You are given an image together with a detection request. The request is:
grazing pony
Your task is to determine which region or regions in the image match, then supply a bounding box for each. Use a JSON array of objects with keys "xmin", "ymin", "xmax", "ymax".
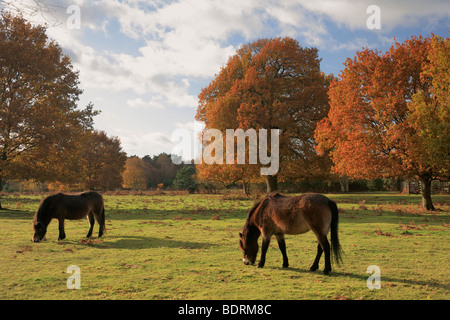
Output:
[
  {"xmin": 239, "ymin": 192, "xmax": 342, "ymax": 275},
  {"xmin": 33, "ymin": 191, "xmax": 105, "ymax": 242}
]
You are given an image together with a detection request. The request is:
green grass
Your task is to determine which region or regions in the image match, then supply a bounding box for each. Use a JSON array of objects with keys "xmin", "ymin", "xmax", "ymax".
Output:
[{"xmin": 0, "ymin": 192, "xmax": 449, "ymax": 300}]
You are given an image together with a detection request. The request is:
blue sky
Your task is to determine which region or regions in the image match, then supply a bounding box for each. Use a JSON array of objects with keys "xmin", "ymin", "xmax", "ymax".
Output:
[{"xmin": 6, "ymin": 0, "xmax": 450, "ymax": 157}]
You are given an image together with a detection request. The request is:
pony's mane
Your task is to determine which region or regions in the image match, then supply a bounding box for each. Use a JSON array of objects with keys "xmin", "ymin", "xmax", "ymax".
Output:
[
  {"xmin": 247, "ymin": 192, "xmax": 286, "ymax": 218},
  {"xmin": 246, "ymin": 198, "xmax": 264, "ymax": 220},
  {"xmin": 34, "ymin": 194, "xmax": 59, "ymax": 224}
]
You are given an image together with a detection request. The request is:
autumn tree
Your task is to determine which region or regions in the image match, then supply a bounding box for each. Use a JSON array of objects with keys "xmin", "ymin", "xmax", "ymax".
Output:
[
  {"xmin": 315, "ymin": 35, "xmax": 449, "ymax": 210},
  {"xmin": 196, "ymin": 160, "xmax": 259, "ymax": 195},
  {"xmin": 0, "ymin": 13, "xmax": 96, "ymax": 207},
  {"xmin": 143, "ymin": 153, "xmax": 180, "ymax": 188},
  {"xmin": 37, "ymin": 130, "xmax": 126, "ymax": 191},
  {"xmin": 122, "ymin": 156, "xmax": 152, "ymax": 190},
  {"xmin": 196, "ymin": 37, "xmax": 331, "ymax": 193},
  {"xmin": 77, "ymin": 130, "xmax": 127, "ymax": 190},
  {"xmin": 195, "ymin": 132, "xmax": 260, "ymax": 194}
]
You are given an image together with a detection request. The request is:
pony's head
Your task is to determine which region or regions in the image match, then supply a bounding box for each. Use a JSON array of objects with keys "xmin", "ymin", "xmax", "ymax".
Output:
[
  {"xmin": 239, "ymin": 226, "xmax": 259, "ymax": 265},
  {"xmin": 32, "ymin": 218, "xmax": 47, "ymax": 242},
  {"xmin": 32, "ymin": 196, "xmax": 54, "ymax": 242}
]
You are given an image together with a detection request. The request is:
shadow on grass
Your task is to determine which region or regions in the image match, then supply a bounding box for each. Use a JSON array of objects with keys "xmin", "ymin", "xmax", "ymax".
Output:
[
  {"xmin": 67, "ymin": 235, "xmax": 215, "ymax": 250},
  {"xmin": 0, "ymin": 208, "xmax": 247, "ymax": 221},
  {"xmin": 268, "ymin": 266, "xmax": 450, "ymax": 291},
  {"xmin": 0, "ymin": 209, "xmax": 33, "ymax": 219}
]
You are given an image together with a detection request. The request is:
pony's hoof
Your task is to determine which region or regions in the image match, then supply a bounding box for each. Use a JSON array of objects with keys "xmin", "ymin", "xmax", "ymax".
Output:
[
  {"xmin": 323, "ymin": 269, "xmax": 331, "ymax": 275},
  {"xmin": 257, "ymin": 263, "xmax": 265, "ymax": 268},
  {"xmin": 309, "ymin": 266, "xmax": 318, "ymax": 272},
  {"xmin": 282, "ymin": 263, "xmax": 289, "ymax": 268}
]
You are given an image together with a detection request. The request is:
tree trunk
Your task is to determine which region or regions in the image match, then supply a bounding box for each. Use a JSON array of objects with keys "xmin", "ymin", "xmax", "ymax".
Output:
[
  {"xmin": 265, "ymin": 175, "xmax": 278, "ymax": 193},
  {"xmin": 339, "ymin": 176, "xmax": 349, "ymax": 192},
  {"xmin": 419, "ymin": 175, "xmax": 435, "ymax": 211},
  {"xmin": 0, "ymin": 176, "xmax": 3, "ymax": 210},
  {"xmin": 242, "ymin": 181, "xmax": 250, "ymax": 196}
]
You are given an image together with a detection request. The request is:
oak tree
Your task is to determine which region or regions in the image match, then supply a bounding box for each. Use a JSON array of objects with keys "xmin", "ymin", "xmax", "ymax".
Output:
[
  {"xmin": 0, "ymin": 13, "xmax": 96, "ymax": 207},
  {"xmin": 77, "ymin": 130, "xmax": 127, "ymax": 190},
  {"xmin": 315, "ymin": 35, "xmax": 449, "ymax": 210},
  {"xmin": 196, "ymin": 37, "xmax": 331, "ymax": 193}
]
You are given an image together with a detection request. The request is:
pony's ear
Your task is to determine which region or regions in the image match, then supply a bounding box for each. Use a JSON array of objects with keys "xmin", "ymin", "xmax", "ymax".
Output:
[{"xmin": 239, "ymin": 232, "xmax": 243, "ymax": 238}]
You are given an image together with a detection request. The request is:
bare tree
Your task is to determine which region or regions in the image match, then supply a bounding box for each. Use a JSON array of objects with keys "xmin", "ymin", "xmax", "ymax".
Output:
[{"xmin": 1, "ymin": 0, "xmax": 61, "ymax": 26}]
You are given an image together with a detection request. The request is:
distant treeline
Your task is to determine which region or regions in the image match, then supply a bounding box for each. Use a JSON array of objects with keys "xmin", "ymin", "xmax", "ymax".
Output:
[
  {"xmin": 2, "ymin": 153, "xmax": 405, "ymax": 194},
  {"xmin": 122, "ymin": 153, "xmax": 195, "ymax": 191}
]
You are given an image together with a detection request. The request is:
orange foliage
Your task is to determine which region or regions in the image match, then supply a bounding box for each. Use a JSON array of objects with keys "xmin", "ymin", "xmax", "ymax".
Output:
[
  {"xmin": 122, "ymin": 157, "xmax": 152, "ymax": 190},
  {"xmin": 0, "ymin": 13, "xmax": 98, "ymax": 189},
  {"xmin": 315, "ymin": 35, "xmax": 449, "ymax": 180},
  {"xmin": 315, "ymin": 34, "xmax": 449, "ymax": 209},
  {"xmin": 196, "ymin": 37, "xmax": 332, "ymax": 186}
]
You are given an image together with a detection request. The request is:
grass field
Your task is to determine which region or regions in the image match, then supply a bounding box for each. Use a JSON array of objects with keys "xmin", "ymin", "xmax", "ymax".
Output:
[{"xmin": 0, "ymin": 191, "xmax": 449, "ymax": 300}]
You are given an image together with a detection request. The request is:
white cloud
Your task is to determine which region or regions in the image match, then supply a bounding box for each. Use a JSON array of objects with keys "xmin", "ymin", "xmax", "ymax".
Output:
[
  {"xmin": 13, "ymin": 0, "xmax": 448, "ymax": 106},
  {"xmin": 126, "ymin": 97, "xmax": 165, "ymax": 109},
  {"xmin": 265, "ymin": 1, "xmax": 329, "ymax": 46},
  {"xmin": 114, "ymin": 120, "xmax": 206, "ymax": 158},
  {"xmin": 330, "ymin": 37, "xmax": 373, "ymax": 52},
  {"xmin": 5, "ymin": 0, "xmax": 448, "ymax": 158},
  {"xmin": 116, "ymin": 129, "xmax": 174, "ymax": 157},
  {"xmin": 298, "ymin": 0, "xmax": 450, "ymax": 31}
]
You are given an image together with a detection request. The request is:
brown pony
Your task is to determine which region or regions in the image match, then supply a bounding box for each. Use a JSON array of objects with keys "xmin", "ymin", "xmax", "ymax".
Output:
[
  {"xmin": 33, "ymin": 191, "xmax": 105, "ymax": 242},
  {"xmin": 239, "ymin": 192, "xmax": 342, "ymax": 275}
]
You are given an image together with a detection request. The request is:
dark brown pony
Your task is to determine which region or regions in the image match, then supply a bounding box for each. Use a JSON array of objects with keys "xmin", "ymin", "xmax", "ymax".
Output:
[
  {"xmin": 239, "ymin": 192, "xmax": 342, "ymax": 275},
  {"xmin": 33, "ymin": 191, "xmax": 105, "ymax": 242}
]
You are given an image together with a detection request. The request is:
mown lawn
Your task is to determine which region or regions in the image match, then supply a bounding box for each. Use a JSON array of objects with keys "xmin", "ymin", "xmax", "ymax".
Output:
[{"xmin": 0, "ymin": 192, "xmax": 448, "ymax": 300}]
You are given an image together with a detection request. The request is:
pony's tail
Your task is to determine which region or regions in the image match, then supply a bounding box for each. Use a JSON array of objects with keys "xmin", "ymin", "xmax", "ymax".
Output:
[{"xmin": 329, "ymin": 200, "xmax": 343, "ymax": 266}]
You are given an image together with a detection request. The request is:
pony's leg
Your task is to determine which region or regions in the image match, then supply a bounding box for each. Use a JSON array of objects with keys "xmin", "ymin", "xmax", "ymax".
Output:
[
  {"xmin": 86, "ymin": 212, "xmax": 95, "ymax": 238},
  {"xmin": 97, "ymin": 208, "xmax": 105, "ymax": 238},
  {"xmin": 309, "ymin": 243, "xmax": 323, "ymax": 272},
  {"xmin": 316, "ymin": 235, "xmax": 331, "ymax": 275},
  {"xmin": 257, "ymin": 236, "xmax": 271, "ymax": 268},
  {"xmin": 58, "ymin": 219, "xmax": 66, "ymax": 240},
  {"xmin": 97, "ymin": 221, "xmax": 104, "ymax": 238},
  {"xmin": 275, "ymin": 234, "xmax": 289, "ymax": 268}
]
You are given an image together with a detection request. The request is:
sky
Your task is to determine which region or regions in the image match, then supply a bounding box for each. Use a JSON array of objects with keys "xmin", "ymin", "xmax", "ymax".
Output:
[{"xmin": 3, "ymin": 0, "xmax": 450, "ymax": 158}]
